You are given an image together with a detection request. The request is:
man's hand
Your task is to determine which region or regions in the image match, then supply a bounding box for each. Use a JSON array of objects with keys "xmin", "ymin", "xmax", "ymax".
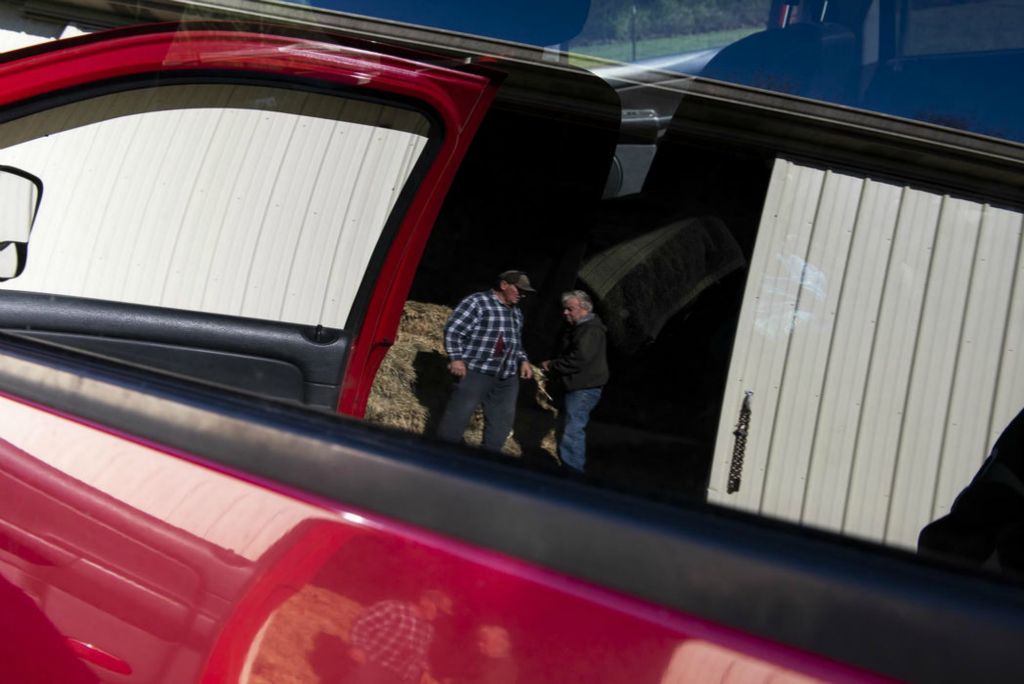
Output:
[
  {"xmin": 540, "ymin": 360, "xmax": 551, "ymax": 371},
  {"xmin": 520, "ymin": 360, "xmax": 533, "ymax": 380},
  {"xmin": 448, "ymin": 359, "xmax": 467, "ymax": 377}
]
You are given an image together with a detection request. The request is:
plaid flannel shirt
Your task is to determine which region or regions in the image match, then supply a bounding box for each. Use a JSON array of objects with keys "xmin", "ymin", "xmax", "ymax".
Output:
[
  {"xmin": 350, "ymin": 600, "xmax": 433, "ymax": 682},
  {"xmin": 444, "ymin": 290, "xmax": 527, "ymax": 379}
]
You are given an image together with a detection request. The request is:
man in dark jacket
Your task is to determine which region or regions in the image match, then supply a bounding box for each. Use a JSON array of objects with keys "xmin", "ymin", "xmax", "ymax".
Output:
[{"xmin": 542, "ymin": 290, "xmax": 609, "ymax": 472}]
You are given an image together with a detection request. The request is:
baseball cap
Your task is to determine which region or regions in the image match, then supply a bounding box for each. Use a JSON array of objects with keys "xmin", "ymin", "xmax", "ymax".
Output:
[{"xmin": 499, "ymin": 270, "xmax": 535, "ymax": 292}]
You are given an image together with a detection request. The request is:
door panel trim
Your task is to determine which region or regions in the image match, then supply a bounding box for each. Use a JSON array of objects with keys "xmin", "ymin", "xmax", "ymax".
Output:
[{"xmin": 0, "ymin": 292, "xmax": 348, "ymax": 407}]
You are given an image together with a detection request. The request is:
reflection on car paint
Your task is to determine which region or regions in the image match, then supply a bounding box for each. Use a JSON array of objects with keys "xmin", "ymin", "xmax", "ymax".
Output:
[{"xmin": 0, "ymin": 393, "xmax": 881, "ymax": 683}]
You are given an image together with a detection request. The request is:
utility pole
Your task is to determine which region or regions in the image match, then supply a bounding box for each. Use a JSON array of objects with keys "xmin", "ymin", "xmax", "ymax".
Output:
[{"xmin": 630, "ymin": 3, "xmax": 637, "ymax": 61}]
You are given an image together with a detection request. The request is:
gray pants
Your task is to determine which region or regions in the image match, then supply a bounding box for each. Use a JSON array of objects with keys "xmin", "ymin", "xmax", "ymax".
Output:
[{"xmin": 436, "ymin": 369, "xmax": 519, "ymax": 451}]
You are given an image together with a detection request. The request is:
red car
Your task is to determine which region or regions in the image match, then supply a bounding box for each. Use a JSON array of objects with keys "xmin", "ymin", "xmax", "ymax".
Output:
[{"xmin": 0, "ymin": 0, "xmax": 1022, "ymax": 681}]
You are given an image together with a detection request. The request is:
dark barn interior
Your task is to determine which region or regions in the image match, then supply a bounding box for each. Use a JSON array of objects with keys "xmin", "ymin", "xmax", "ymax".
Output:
[{"xmin": 405, "ymin": 64, "xmax": 776, "ymax": 503}]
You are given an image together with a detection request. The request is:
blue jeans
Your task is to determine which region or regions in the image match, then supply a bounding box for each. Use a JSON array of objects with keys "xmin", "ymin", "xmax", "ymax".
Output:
[
  {"xmin": 437, "ymin": 369, "xmax": 519, "ymax": 451},
  {"xmin": 557, "ymin": 387, "xmax": 602, "ymax": 472}
]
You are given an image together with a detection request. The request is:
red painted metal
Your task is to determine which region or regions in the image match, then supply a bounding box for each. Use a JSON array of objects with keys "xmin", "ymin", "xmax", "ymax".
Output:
[
  {"xmin": 333, "ymin": 59, "xmax": 500, "ymax": 418},
  {"xmin": 66, "ymin": 640, "xmax": 133, "ymax": 676},
  {"xmin": 0, "ymin": 27, "xmax": 490, "ymax": 126}
]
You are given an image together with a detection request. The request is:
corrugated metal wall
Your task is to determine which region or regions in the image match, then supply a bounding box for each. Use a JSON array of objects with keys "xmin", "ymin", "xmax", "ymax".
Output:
[
  {"xmin": 0, "ymin": 84, "xmax": 429, "ymax": 329},
  {"xmin": 708, "ymin": 158, "xmax": 1024, "ymax": 549},
  {"xmin": 0, "ymin": 14, "xmax": 55, "ymax": 53},
  {"xmin": 0, "ymin": 7, "xmax": 86, "ymax": 54}
]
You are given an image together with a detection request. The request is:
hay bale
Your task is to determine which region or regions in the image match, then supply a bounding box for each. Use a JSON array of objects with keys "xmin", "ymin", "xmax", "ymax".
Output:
[
  {"xmin": 247, "ymin": 586, "xmax": 363, "ymax": 684},
  {"xmin": 365, "ymin": 302, "xmax": 448, "ymax": 435},
  {"xmin": 367, "ymin": 301, "xmax": 557, "ymax": 460}
]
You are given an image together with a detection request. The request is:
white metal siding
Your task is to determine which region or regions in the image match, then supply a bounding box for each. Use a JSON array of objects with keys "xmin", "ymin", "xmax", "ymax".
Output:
[
  {"xmin": 0, "ymin": 84, "xmax": 429, "ymax": 329},
  {"xmin": 0, "ymin": 7, "xmax": 82, "ymax": 54},
  {"xmin": 709, "ymin": 158, "xmax": 1024, "ymax": 549}
]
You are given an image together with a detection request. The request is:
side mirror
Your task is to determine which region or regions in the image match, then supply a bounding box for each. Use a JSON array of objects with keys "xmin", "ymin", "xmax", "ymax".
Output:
[{"xmin": 0, "ymin": 167, "xmax": 42, "ymax": 281}]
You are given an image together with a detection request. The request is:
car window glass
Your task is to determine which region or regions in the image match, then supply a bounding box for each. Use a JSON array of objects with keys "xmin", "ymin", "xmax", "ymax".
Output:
[
  {"xmin": 367, "ymin": 69, "xmax": 1024, "ymax": 584},
  {"xmin": 572, "ymin": 0, "xmax": 1024, "ymax": 144},
  {"xmin": 903, "ymin": 0, "xmax": 1024, "ymax": 56},
  {"xmin": 3, "ymin": 7, "xmax": 1024, "ymax": 589},
  {"xmin": 571, "ymin": 0, "xmax": 764, "ymax": 65}
]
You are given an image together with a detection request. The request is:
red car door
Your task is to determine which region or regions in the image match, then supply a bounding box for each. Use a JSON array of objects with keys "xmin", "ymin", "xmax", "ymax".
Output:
[
  {"xmin": 0, "ymin": 23, "xmax": 496, "ymax": 416},
  {"xmin": 0, "ymin": 23, "xmax": 497, "ymax": 682}
]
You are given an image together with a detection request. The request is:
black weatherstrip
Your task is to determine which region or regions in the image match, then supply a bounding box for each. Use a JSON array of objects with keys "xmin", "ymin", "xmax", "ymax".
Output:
[
  {"xmin": 0, "ymin": 336, "xmax": 1022, "ymax": 682},
  {"xmin": 0, "ymin": 292, "xmax": 349, "ymax": 407}
]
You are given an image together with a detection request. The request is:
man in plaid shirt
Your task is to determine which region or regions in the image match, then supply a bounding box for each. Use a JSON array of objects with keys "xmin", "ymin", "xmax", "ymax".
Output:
[
  {"xmin": 348, "ymin": 590, "xmax": 451, "ymax": 683},
  {"xmin": 436, "ymin": 270, "xmax": 535, "ymax": 451}
]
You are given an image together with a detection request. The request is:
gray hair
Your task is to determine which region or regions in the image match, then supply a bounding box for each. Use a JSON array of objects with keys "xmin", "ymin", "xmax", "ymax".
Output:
[{"xmin": 561, "ymin": 290, "xmax": 593, "ymax": 311}]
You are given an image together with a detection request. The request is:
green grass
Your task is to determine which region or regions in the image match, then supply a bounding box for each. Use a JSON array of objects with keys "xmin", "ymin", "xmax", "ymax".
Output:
[{"xmin": 568, "ymin": 26, "xmax": 760, "ymax": 66}]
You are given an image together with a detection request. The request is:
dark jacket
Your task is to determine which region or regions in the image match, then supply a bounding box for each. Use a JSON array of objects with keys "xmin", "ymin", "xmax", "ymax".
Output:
[
  {"xmin": 550, "ymin": 315, "xmax": 609, "ymax": 391},
  {"xmin": 919, "ymin": 405, "xmax": 1024, "ymax": 578}
]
